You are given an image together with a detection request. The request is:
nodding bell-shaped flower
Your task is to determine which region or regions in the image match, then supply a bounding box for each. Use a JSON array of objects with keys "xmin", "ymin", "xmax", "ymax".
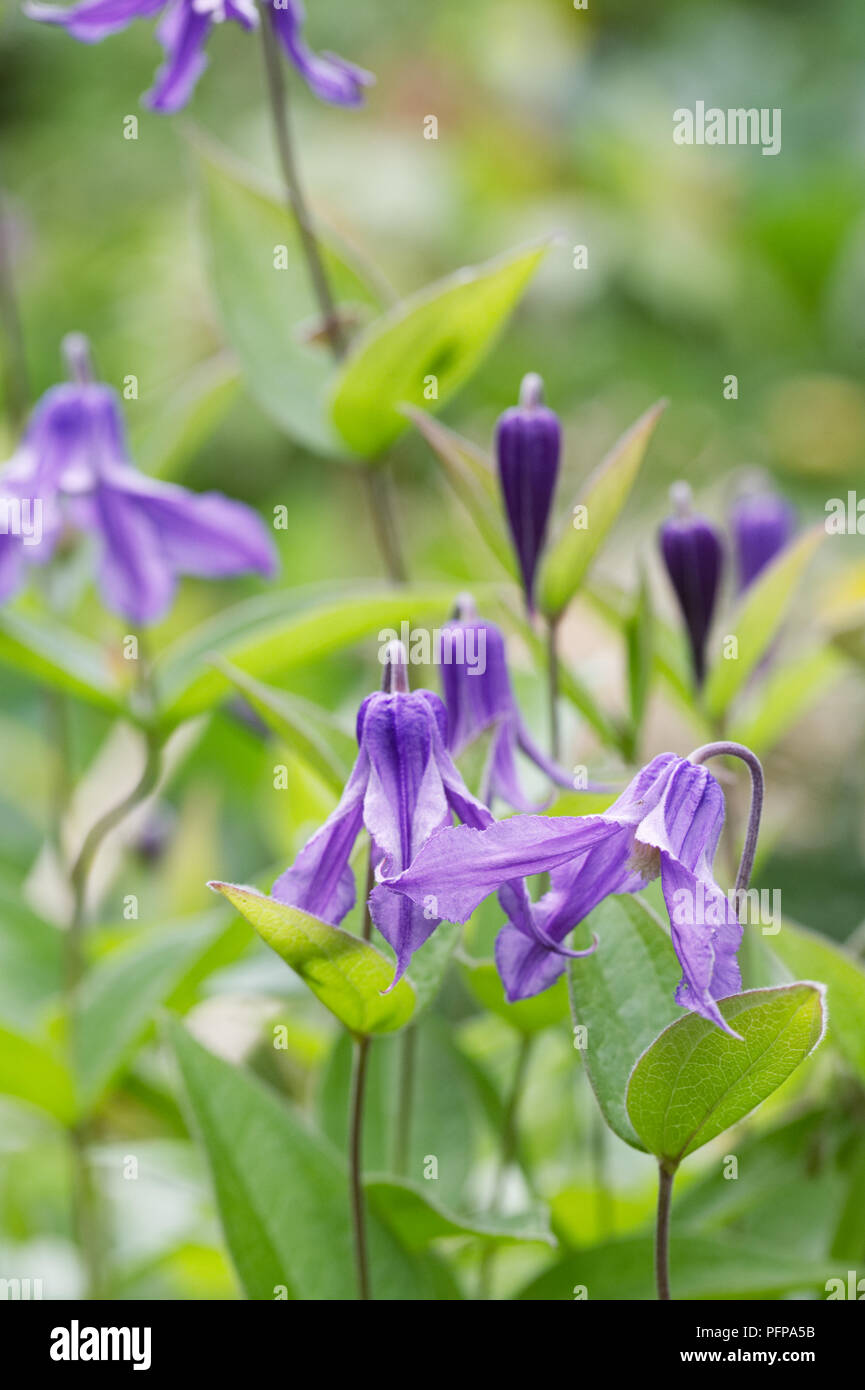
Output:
[
  {"xmin": 439, "ymin": 595, "xmax": 574, "ymax": 811},
  {"xmin": 730, "ymin": 481, "xmax": 795, "ymax": 592},
  {"xmin": 25, "ymin": 0, "xmax": 374, "ymax": 114},
  {"xmin": 258, "ymin": 642, "xmax": 594, "ymax": 987},
  {"xmin": 495, "ymin": 373, "xmax": 560, "ymax": 612},
  {"xmin": 659, "ymin": 482, "xmax": 724, "ymax": 688},
  {"xmin": 383, "ymin": 751, "xmax": 746, "ymax": 1033},
  {"xmin": 0, "ymin": 334, "xmax": 277, "ymax": 624}
]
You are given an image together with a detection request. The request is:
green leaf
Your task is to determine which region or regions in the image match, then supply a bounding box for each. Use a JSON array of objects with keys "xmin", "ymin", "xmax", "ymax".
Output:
[
  {"xmin": 626, "ymin": 984, "xmax": 826, "ymax": 1165},
  {"xmin": 770, "ymin": 919, "xmax": 865, "ymax": 1086},
  {"xmin": 75, "ymin": 912, "xmax": 235, "ymax": 1110},
  {"xmin": 624, "ymin": 563, "xmax": 653, "ymax": 757},
  {"xmin": 365, "ymin": 1176, "xmax": 553, "ymax": 1250},
  {"xmin": 538, "ymin": 400, "xmax": 666, "ymax": 619},
  {"xmin": 192, "ymin": 132, "xmax": 382, "ymax": 456},
  {"xmin": 0, "ymin": 611, "xmax": 123, "ymax": 715},
  {"xmin": 567, "ymin": 895, "xmax": 682, "ymax": 1148},
  {"xmin": 210, "ymin": 882, "xmax": 415, "ymax": 1035},
  {"xmin": 130, "ymin": 353, "xmax": 241, "ymax": 480},
  {"xmin": 405, "ymin": 409, "xmax": 516, "ymax": 577},
  {"xmin": 730, "ymin": 647, "xmax": 843, "ymax": 758},
  {"xmin": 156, "ymin": 583, "xmax": 458, "ymax": 724},
  {"xmin": 0, "ymin": 1023, "xmax": 76, "ymax": 1124},
  {"xmin": 703, "ymin": 527, "xmax": 824, "ymax": 721},
  {"xmin": 517, "ymin": 1232, "xmax": 835, "ymax": 1301},
  {"xmin": 169, "ymin": 1019, "xmax": 441, "ymax": 1299},
  {"xmin": 0, "ymin": 882, "xmax": 63, "ymax": 1029},
  {"xmin": 461, "ymin": 956, "xmax": 569, "ymax": 1036},
  {"xmin": 213, "ymin": 657, "xmax": 355, "ymax": 795},
  {"xmin": 330, "ymin": 243, "xmax": 548, "ymax": 458},
  {"xmin": 406, "ymin": 920, "xmax": 462, "ymax": 1015}
]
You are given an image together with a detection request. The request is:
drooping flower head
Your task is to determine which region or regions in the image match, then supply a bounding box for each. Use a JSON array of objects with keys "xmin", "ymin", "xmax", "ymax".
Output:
[
  {"xmin": 384, "ymin": 750, "xmax": 746, "ymax": 1034},
  {"xmin": 0, "ymin": 333, "xmax": 276, "ymax": 623},
  {"xmin": 439, "ymin": 594, "xmax": 574, "ymax": 811},
  {"xmin": 261, "ymin": 641, "xmax": 594, "ymax": 987},
  {"xmin": 25, "ymin": 0, "xmax": 374, "ymax": 113},
  {"xmin": 659, "ymin": 481, "xmax": 724, "ymax": 688},
  {"xmin": 730, "ymin": 480, "xmax": 795, "ymax": 591},
  {"xmin": 495, "ymin": 373, "xmax": 560, "ymax": 613}
]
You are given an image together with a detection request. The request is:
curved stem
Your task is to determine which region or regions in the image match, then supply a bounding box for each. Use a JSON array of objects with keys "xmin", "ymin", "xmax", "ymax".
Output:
[
  {"xmin": 349, "ymin": 1034, "xmax": 372, "ymax": 1300},
  {"xmin": 655, "ymin": 1162, "xmax": 676, "ymax": 1300},
  {"xmin": 258, "ymin": 11, "xmax": 346, "ymax": 360},
  {"xmin": 687, "ymin": 740, "xmax": 764, "ymax": 892}
]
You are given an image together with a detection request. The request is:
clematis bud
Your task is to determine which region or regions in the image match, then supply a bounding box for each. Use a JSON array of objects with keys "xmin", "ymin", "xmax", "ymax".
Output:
[
  {"xmin": 730, "ymin": 482, "xmax": 795, "ymax": 591},
  {"xmin": 659, "ymin": 482, "xmax": 724, "ymax": 688},
  {"xmin": 495, "ymin": 373, "xmax": 560, "ymax": 612}
]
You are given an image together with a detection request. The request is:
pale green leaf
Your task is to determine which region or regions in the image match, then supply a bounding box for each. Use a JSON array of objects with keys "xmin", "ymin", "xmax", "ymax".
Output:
[
  {"xmin": 210, "ymin": 882, "xmax": 414, "ymax": 1035},
  {"xmin": 770, "ymin": 919, "xmax": 865, "ymax": 1086},
  {"xmin": 365, "ymin": 1176, "xmax": 553, "ymax": 1249},
  {"xmin": 0, "ymin": 1023, "xmax": 76, "ymax": 1124},
  {"xmin": 461, "ymin": 956, "xmax": 569, "ymax": 1036},
  {"xmin": 0, "ymin": 611, "xmax": 124, "ymax": 715}
]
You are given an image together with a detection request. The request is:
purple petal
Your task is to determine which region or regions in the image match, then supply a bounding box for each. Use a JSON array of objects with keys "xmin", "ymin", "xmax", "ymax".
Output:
[
  {"xmin": 494, "ymin": 924, "xmax": 598, "ymax": 1002},
  {"xmin": 730, "ymin": 489, "xmax": 795, "ymax": 591},
  {"xmin": 145, "ymin": 1, "xmax": 212, "ymax": 112},
  {"xmin": 661, "ymin": 853, "xmax": 743, "ymax": 1037},
  {"xmin": 101, "ymin": 465, "xmax": 277, "ymax": 580},
  {"xmin": 369, "ymin": 884, "xmax": 440, "ymax": 987},
  {"xmin": 635, "ymin": 757, "xmax": 725, "ymax": 872},
  {"xmin": 659, "ymin": 510, "xmax": 724, "ymax": 686},
  {"xmin": 266, "ymin": 0, "xmax": 374, "ymax": 107},
  {"xmin": 88, "ymin": 480, "xmax": 177, "ymax": 623},
  {"xmin": 271, "ymin": 750, "xmax": 369, "ymax": 925},
  {"xmin": 361, "ymin": 692, "xmax": 451, "ymax": 878},
  {"xmin": 495, "ymin": 394, "xmax": 560, "ymax": 611},
  {"xmin": 24, "ymin": 0, "xmax": 163, "ymax": 43}
]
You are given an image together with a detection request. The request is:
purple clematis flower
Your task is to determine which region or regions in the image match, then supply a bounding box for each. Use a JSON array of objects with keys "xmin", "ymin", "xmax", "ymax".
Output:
[
  {"xmin": 659, "ymin": 482, "xmax": 724, "ymax": 688},
  {"xmin": 262, "ymin": 642, "xmax": 595, "ymax": 987},
  {"xmin": 25, "ymin": 0, "xmax": 374, "ymax": 113},
  {"xmin": 0, "ymin": 334, "xmax": 276, "ymax": 624},
  {"xmin": 383, "ymin": 751, "xmax": 744, "ymax": 1034},
  {"xmin": 496, "ymin": 373, "xmax": 560, "ymax": 613},
  {"xmin": 730, "ymin": 484, "xmax": 795, "ymax": 591},
  {"xmin": 439, "ymin": 595, "xmax": 574, "ymax": 812}
]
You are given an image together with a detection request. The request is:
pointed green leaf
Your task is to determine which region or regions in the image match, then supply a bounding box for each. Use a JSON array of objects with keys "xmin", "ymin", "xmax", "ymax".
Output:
[
  {"xmin": 538, "ymin": 400, "xmax": 666, "ymax": 618},
  {"xmin": 193, "ymin": 133, "xmax": 382, "ymax": 456},
  {"xmin": 330, "ymin": 243, "xmax": 548, "ymax": 458},
  {"xmin": 169, "ymin": 1020, "xmax": 441, "ymax": 1299},
  {"xmin": 210, "ymin": 882, "xmax": 414, "ymax": 1035},
  {"xmin": 567, "ymin": 895, "xmax": 682, "ymax": 1148},
  {"xmin": 626, "ymin": 984, "xmax": 826, "ymax": 1165},
  {"xmin": 703, "ymin": 527, "xmax": 824, "ymax": 720},
  {"xmin": 0, "ymin": 1023, "xmax": 76, "ymax": 1124},
  {"xmin": 131, "ymin": 353, "xmax": 241, "ymax": 480},
  {"xmin": 365, "ymin": 1176, "xmax": 553, "ymax": 1249},
  {"xmin": 770, "ymin": 919, "xmax": 865, "ymax": 1086},
  {"xmin": 156, "ymin": 583, "xmax": 459, "ymax": 724},
  {"xmin": 405, "ymin": 409, "xmax": 516, "ymax": 577},
  {"xmin": 730, "ymin": 647, "xmax": 843, "ymax": 758},
  {"xmin": 0, "ymin": 611, "xmax": 123, "ymax": 714}
]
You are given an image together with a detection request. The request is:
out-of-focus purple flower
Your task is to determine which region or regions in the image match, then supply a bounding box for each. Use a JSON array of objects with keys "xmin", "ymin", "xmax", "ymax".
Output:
[
  {"xmin": 384, "ymin": 751, "xmax": 743, "ymax": 1033},
  {"xmin": 255, "ymin": 643, "xmax": 594, "ymax": 987},
  {"xmin": 439, "ymin": 595, "xmax": 573, "ymax": 811},
  {"xmin": 25, "ymin": 0, "xmax": 374, "ymax": 113},
  {"xmin": 0, "ymin": 334, "xmax": 276, "ymax": 624},
  {"xmin": 495, "ymin": 373, "xmax": 560, "ymax": 612},
  {"xmin": 659, "ymin": 482, "xmax": 724, "ymax": 687},
  {"xmin": 730, "ymin": 484, "xmax": 795, "ymax": 591}
]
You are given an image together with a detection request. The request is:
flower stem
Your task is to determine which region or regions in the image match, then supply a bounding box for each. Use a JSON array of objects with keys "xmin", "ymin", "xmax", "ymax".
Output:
[
  {"xmin": 258, "ymin": 12, "xmax": 346, "ymax": 361},
  {"xmin": 478, "ymin": 1033, "xmax": 533, "ymax": 1299},
  {"xmin": 349, "ymin": 1033, "xmax": 372, "ymax": 1300},
  {"xmin": 547, "ymin": 617, "xmax": 561, "ymax": 761},
  {"xmin": 687, "ymin": 740, "xmax": 764, "ymax": 894},
  {"xmin": 655, "ymin": 1162, "xmax": 676, "ymax": 1300},
  {"xmin": 365, "ymin": 467, "xmax": 407, "ymax": 583},
  {"xmin": 393, "ymin": 1024, "xmax": 416, "ymax": 1176},
  {"xmin": 0, "ymin": 176, "xmax": 29, "ymax": 432}
]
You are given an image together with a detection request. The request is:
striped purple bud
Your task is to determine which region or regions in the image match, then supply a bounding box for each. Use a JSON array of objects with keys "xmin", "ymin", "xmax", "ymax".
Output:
[
  {"xmin": 495, "ymin": 373, "xmax": 560, "ymax": 612},
  {"xmin": 730, "ymin": 484, "xmax": 795, "ymax": 591},
  {"xmin": 659, "ymin": 482, "xmax": 724, "ymax": 687}
]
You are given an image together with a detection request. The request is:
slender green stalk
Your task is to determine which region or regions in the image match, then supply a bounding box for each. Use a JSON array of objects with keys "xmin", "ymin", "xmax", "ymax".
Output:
[
  {"xmin": 478, "ymin": 1034, "xmax": 533, "ymax": 1298},
  {"xmin": 393, "ymin": 1024, "xmax": 416, "ymax": 1176},
  {"xmin": 547, "ymin": 617, "xmax": 561, "ymax": 761},
  {"xmin": 365, "ymin": 466, "xmax": 407, "ymax": 583},
  {"xmin": 349, "ymin": 1033, "xmax": 372, "ymax": 1299},
  {"xmin": 0, "ymin": 175, "xmax": 29, "ymax": 431},
  {"xmin": 655, "ymin": 1162, "xmax": 676, "ymax": 1300}
]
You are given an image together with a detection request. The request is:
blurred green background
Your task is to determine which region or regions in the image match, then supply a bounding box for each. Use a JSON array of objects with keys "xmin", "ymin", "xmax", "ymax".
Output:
[{"xmin": 2, "ymin": 0, "xmax": 865, "ymax": 1300}]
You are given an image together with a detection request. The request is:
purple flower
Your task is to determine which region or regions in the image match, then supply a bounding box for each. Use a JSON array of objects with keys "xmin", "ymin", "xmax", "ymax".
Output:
[
  {"xmin": 265, "ymin": 642, "xmax": 594, "ymax": 986},
  {"xmin": 439, "ymin": 595, "xmax": 573, "ymax": 812},
  {"xmin": 0, "ymin": 335, "xmax": 276, "ymax": 624},
  {"xmin": 659, "ymin": 482, "xmax": 724, "ymax": 687},
  {"xmin": 730, "ymin": 484, "xmax": 795, "ymax": 591},
  {"xmin": 495, "ymin": 373, "xmax": 560, "ymax": 612},
  {"xmin": 384, "ymin": 751, "xmax": 743, "ymax": 1033},
  {"xmin": 25, "ymin": 0, "xmax": 374, "ymax": 113}
]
